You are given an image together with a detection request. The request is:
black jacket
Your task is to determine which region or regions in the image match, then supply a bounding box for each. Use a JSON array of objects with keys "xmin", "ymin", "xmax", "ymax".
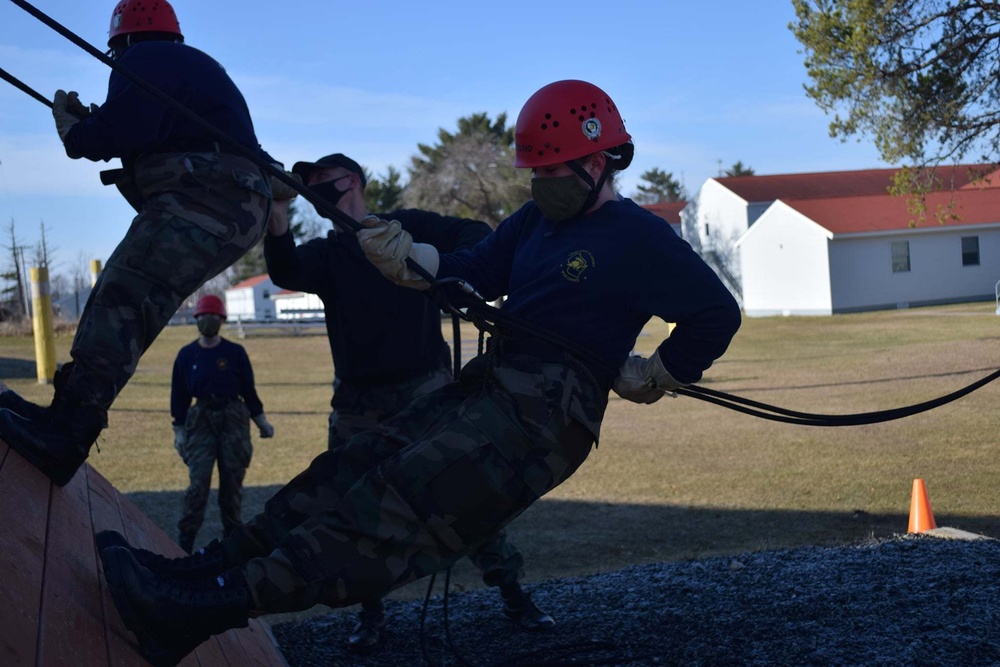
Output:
[{"xmin": 264, "ymin": 209, "xmax": 490, "ymax": 383}]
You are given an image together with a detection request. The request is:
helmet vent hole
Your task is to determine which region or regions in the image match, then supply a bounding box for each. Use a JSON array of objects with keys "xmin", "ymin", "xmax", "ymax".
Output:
[
  {"xmin": 545, "ymin": 113, "xmax": 552, "ymax": 119},
  {"xmin": 541, "ymin": 123, "xmax": 547, "ymax": 130},
  {"xmin": 578, "ymin": 115, "xmax": 585, "ymax": 121},
  {"xmin": 569, "ymin": 108, "xmax": 576, "ymax": 114},
  {"xmin": 552, "ymin": 121, "xmax": 559, "ymax": 128}
]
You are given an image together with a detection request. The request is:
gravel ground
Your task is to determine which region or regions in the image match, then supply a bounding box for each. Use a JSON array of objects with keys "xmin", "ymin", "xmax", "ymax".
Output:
[{"xmin": 271, "ymin": 532, "xmax": 1000, "ymax": 666}]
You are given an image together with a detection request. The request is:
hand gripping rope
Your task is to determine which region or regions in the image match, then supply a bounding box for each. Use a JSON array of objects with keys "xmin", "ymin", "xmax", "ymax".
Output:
[
  {"xmin": 1, "ymin": 2, "xmax": 997, "ymax": 428},
  {"xmin": 6, "ymin": 3, "xmax": 999, "ymax": 667},
  {"xmin": 3, "ymin": 0, "xmax": 998, "ymax": 426},
  {"xmin": 0, "ymin": 0, "xmax": 1000, "ymax": 426}
]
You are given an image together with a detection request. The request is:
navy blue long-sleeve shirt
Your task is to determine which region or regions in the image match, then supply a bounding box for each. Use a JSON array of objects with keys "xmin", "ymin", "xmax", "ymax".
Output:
[
  {"xmin": 171, "ymin": 338, "xmax": 264, "ymax": 425},
  {"xmin": 437, "ymin": 198, "xmax": 741, "ymax": 385},
  {"xmin": 264, "ymin": 209, "xmax": 491, "ymax": 383},
  {"xmin": 63, "ymin": 41, "xmax": 261, "ymax": 162}
]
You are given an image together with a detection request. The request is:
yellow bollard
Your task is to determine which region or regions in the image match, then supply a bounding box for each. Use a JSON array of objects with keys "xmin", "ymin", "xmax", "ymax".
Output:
[
  {"xmin": 30, "ymin": 267, "xmax": 57, "ymax": 384},
  {"xmin": 89, "ymin": 259, "xmax": 102, "ymax": 287}
]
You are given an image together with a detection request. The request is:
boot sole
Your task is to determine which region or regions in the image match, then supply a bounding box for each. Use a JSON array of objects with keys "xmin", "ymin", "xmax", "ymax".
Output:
[{"xmin": 100, "ymin": 547, "xmax": 195, "ymax": 667}]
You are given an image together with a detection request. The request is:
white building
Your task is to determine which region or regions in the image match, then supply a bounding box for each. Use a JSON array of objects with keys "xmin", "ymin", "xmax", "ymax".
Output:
[
  {"xmin": 271, "ymin": 289, "xmax": 325, "ymax": 321},
  {"xmin": 679, "ymin": 167, "xmax": 967, "ymax": 253},
  {"xmin": 738, "ymin": 185, "xmax": 1000, "ymax": 316},
  {"xmin": 224, "ymin": 274, "xmax": 275, "ymax": 322}
]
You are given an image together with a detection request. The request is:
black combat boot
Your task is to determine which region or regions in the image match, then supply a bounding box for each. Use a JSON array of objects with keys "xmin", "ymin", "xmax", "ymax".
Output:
[
  {"xmin": 100, "ymin": 546, "xmax": 250, "ymax": 667},
  {"xmin": 500, "ymin": 584, "xmax": 556, "ymax": 631},
  {"xmin": 0, "ymin": 389, "xmax": 106, "ymax": 486},
  {"xmin": 347, "ymin": 599, "xmax": 387, "ymax": 653},
  {"xmin": 0, "ymin": 389, "xmax": 48, "ymax": 422},
  {"xmin": 95, "ymin": 530, "xmax": 228, "ymax": 580},
  {"xmin": 0, "ymin": 362, "xmax": 76, "ymax": 423}
]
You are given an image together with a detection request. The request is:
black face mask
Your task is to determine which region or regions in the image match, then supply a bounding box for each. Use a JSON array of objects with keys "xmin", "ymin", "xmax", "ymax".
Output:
[
  {"xmin": 310, "ymin": 176, "xmax": 352, "ymax": 218},
  {"xmin": 197, "ymin": 317, "xmax": 222, "ymax": 338},
  {"xmin": 531, "ymin": 175, "xmax": 592, "ymax": 222}
]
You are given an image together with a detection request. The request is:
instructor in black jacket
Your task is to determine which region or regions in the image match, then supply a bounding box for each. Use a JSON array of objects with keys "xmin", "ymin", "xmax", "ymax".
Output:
[{"xmin": 263, "ymin": 153, "xmax": 555, "ymax": 653}]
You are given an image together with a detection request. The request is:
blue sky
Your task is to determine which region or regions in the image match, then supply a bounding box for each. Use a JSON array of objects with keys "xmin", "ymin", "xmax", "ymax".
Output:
[{"xmin": 0, "ymin": 0, "xmax": 888, "ymax": 277}]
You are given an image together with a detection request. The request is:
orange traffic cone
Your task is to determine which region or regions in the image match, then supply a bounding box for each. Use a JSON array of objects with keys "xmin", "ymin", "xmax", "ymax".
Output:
[{"xmin": 907, "ymin": 478, "xmax": 937, "ymax": 533}]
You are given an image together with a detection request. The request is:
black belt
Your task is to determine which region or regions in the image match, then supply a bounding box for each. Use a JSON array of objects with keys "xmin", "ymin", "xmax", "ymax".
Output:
[
  {"xmin": 493, "ymin": 337, "xmax": 613, "ymax": 393},
  {"xmin": 196, "ymin": 395, "xmax": 235, "ymax": 410}
]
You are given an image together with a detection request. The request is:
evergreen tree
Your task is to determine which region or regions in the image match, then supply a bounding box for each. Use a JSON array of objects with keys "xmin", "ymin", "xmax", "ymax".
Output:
[{"xmin": 633, "ymin": 168, "xmax": 686, "ymax": 204}]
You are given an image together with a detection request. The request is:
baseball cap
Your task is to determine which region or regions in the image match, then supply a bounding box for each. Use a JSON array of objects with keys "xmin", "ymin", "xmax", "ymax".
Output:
[{"xmin": 291, "ymin": 153, "xmax": 367, "ymax": 187}]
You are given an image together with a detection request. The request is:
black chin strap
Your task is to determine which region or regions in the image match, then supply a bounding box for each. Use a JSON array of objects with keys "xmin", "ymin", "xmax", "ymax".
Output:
[{"xmin": 566, "ymin": 158, "xmax": 614, "ymax": 216}]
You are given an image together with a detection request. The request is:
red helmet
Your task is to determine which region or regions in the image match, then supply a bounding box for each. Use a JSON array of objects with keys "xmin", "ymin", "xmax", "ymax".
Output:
[
  {"xmin": 194, "ymin": 294, "xmax": 226, "ymax": 319},
  {"xmin": 108, "ymin": 0, "xmax": 182, "ymax": 45},
  {"xmin": 514, "ymin": 80, "xmax": 632, "ymax": 169}
]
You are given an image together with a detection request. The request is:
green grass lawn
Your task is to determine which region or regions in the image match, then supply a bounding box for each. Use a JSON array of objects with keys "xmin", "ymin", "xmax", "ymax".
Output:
[{"xmin": 1, "ymin": 302, "xmax": 997, "ymax": 618}]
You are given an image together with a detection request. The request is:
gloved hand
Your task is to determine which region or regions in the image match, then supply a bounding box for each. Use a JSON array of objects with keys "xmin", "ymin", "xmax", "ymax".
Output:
[
  {"xmin": 172, "ymin": 424, "xmax": 188, "ymax": 459},
  {"xmin": 357, "ymin": 216, "xmax": 439, "ymax": 289},
  {"xmin": 252, "ymin": 412, "xmax": 275, "ymax": 438},
  {"xmin": 65, "ymin": 91, "xmax": 98, "ymax": 119},
  {"xmin": 52, "ymin": 90, "xmax": 81, "ymax": 142},
  {"xmin": 613, "ymin": 352, "xmax": 684, "ymax": 404},
  {"xmin": 270, "ymin": 171, "xmax": 302, "ymax": 201}
]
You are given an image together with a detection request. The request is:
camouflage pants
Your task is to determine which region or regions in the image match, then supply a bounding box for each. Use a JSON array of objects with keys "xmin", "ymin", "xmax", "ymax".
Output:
[
  {"xmin": 178, "ymin": 399, "xmax": 253, "ymax": 540},
  {"xmin": 222, "ymin": 352, "xmax": 604, "ymax": 614},
  {"xmin": 66, "ymin": 152, "xmax": 269, "ymax": 409},
  {"xmin": 329, "ymin": 364, "xmax": 525, "ymax": 594}
]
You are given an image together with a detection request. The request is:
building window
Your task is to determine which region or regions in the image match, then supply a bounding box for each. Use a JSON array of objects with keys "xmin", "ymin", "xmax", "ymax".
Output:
[
  {"xmin": 961, "ymin": 236, "xmax": 980, "ymax": 266},
  {"xmin": 891, "ymin": 241, "xmax": 910, "ymax": 273}
]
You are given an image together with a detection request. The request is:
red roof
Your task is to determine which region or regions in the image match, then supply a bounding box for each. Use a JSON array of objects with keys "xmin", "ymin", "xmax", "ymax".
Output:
[
  {"xmin": 229, "ymin": 274, "xmax": 271, "ymax": 290},
  {"xmin": 958, "ymin": 168, "xmax": 1000, "ymax": 189},
  {"xmin": 783, "ymin": 187, "xmax": 1000, "ymax": 235},
  {"xmin": 718, "ymin": 164, "xmax": 991, "ymax": 203},
  {"xmin": 642, "ymin": 201, "xmax": 686, "ymax": 225}
]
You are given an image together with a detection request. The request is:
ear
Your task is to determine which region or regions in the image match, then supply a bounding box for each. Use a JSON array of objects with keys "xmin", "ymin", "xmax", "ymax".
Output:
[{"xmin": 586, "ymin": 151, "xmax": 607, "ymax": 178}]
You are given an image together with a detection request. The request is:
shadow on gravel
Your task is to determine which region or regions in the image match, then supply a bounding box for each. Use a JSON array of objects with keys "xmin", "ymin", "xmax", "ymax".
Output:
[{"xmin": 123, "ymin": 488, "xmax": 1000, "ymax": 666}]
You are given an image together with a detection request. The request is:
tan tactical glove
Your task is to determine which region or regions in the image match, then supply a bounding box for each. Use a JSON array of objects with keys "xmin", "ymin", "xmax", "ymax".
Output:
[
  {"xmin": 52, "ymin": 90, "xmax": 81, "ymax": 142},
  {"xmin": 172, "ymin": 424, "xmax": 188, "ymax": 460},
  {"xmin": 357, "ymin": 216, "xmax": 439, "ymax": 289},
  {"xmin": 613, "ymin": 352, "xmax": 684, "ymax": 404},
  {"xmin": 66, "ymin": 91, "xmax": 98, "ymax": 118},
  {"xmin": 270, "ymin": 171, "xmax": 302, "ymax": 201},
  {"xmin": 252, "ymin": 412, "xmax": 275, "ymax": 438}
]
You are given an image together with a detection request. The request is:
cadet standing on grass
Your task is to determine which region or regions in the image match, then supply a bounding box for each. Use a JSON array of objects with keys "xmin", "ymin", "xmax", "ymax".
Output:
[
  {"xmin": 0, "ymin": 0, "xmax": 282, "ymax": 487},
  {"xmin": 97, "ymin": 79, "xmax": 742, "ymax": 667},
  {"xmin": 264, "ymin": 152, "xmax": 555, "ymax": 652},
  {"xmin": 171, "ymin": 294, "xmax": 274, "ymax": 555}
]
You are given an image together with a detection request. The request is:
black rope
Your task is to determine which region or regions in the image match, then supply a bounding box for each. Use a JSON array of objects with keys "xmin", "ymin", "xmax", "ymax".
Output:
[
  {"xmin": 6, "ymin": 0, "xmax": 398, "ymax": 254},
  {"xmin": 10, "ymin": 0, "xmax": 998, "ymax": 433},
  {"xmin": 451, "ymin": 314, "xmax": 462, "ymax": 379},
  {"xmin": 415, "ymin": 566, "xmax": 658, "ymax": 667},
  {"xmin": 0, "ymin": 65, "xmax": 51, "ymax": 107},
  {"xmin": 419, "ymin": 572, "xmax": 440, "ymax": 666},
  {"xmin": 675, "ymin": 367, "xmax": 1000, "ymax": 426}
]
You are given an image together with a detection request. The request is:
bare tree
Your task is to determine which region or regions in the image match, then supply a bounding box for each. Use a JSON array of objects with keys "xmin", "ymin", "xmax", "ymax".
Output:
[
  {"xmin": 32, "ymin": 221, "xmax": 56, "ymax": 270},
  {"xmin": 2, "ymin": 220, "xmax": 30, "ymax": 318}
]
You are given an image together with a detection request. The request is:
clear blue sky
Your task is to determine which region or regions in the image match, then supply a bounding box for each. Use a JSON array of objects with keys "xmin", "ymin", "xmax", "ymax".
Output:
[{"xmin": 0, "ymin": 0, "xmax": 887, "ymax": 277}]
